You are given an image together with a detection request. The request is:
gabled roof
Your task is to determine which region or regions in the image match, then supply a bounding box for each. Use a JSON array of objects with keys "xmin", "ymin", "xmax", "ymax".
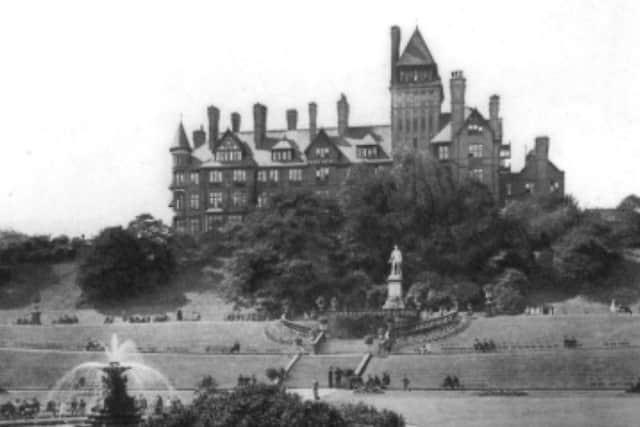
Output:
[
  {"xmin": 170, "ymin": 122, "xmax": 191, "ymax": 151},
  {"xmin": 430, "ymin": 109, "xmax": 472, "ymax": 144},
  {"xmin": 397, "ymin": 28, "xmax": 436, "ymax": 66}
]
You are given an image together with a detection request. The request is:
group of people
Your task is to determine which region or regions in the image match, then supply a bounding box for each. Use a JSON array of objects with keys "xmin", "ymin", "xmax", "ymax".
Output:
[
  {"xmin": 327, "ymin": 366, "xmax": 358, "ymax": 389},
  {"xmin": 473, "ymin": 338, "xmax": 497, "ymax": 352},
  {"xmin": 236, "ymin": 374, "xmax": 258, "ymax": 387},
  {"xmin": 0, "ymin": 398, "xmax": 41, "ymax": 419},
  {"xmin": 52, "ymin": 313, "xmax": 79, "ymax": 324},
  {"xmin": 563, "ymin": 336, "xmax": 579, "ymax": 348},
  {"xmin": 525, "ymin": 305, "xmax": 554, "ymax": 315},
  {"xmin": 442, "ymin": 375, "xmax": 462, "ymax": 389}
]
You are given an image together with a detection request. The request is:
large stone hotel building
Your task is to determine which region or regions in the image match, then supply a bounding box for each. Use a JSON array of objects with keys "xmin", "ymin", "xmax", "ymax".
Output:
[{"xmin": 169, "ymin": 27, "xmax": 565, "ymax": 234}]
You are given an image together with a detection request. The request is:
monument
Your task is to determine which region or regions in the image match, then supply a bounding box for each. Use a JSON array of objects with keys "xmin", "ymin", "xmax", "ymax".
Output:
[{"xmin": 383, "ymin": 245, "xmax": 405, "ymax": 309}]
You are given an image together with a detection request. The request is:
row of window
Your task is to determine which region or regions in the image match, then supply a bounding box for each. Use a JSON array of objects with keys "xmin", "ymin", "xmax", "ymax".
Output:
[
  {"xmin": 215, "ymin": 150, "xmax": 242, "ymax": 162},
  {"xmin": 175, "ymin": 191, "xmax": 249, "ymax": 210},
  {"xmin": 356, "ymin": 146, "xmax": 379, "ymax": 159},
  {"xmin": 397, "ymin": 114, "xmax": 433, "ymax": 134},
  {"xmin": 435, "ymin": 144, "xmax": 484, "ymax": 161},
  {"xmin": 175, "ymin": 215, "xmax": 244, "ymax": 234},
  {"xmin": 272, "ymin": 149, "xmax": 293, "ymax": 162},
  {"xmin": 177, "ymin": 168, "xmax": 319, "ymax": 186}
]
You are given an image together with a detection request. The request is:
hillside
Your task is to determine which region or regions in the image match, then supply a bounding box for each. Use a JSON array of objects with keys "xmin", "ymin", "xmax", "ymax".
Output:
[{"xmin": 0, "ymin": 259, "xmax": 238, "ymax": 325}]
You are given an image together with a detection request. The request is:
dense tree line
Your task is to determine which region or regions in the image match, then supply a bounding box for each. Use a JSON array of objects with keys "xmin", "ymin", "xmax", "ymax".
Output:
[{"xmin": 218, "ymin": 152, "xmax": 640, "ymax": 316}]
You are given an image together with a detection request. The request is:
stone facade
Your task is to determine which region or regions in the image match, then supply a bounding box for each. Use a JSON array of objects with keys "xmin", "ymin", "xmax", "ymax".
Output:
[{"xmin": 169, "ymin": 26, "xmax": 565, "ymax": 233}]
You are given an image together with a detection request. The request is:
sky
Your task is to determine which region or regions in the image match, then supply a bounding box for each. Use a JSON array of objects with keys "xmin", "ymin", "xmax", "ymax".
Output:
[{"xmin": 0, "ymin": 0, "xmax": 639, "ymax": 237}]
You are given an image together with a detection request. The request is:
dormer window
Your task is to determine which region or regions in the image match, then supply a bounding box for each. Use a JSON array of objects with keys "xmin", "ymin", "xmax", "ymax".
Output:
[
  {"xmin": 315, "ymin": 147, "xmax": 330, "ymax": 159},
  {"xmin": 356, "ymin": 145, "xmax": 379, "ymax": 159},
  {"xmin": 467, "ymin": 124, "xmax": 484, "ymax": 134},
  {"xmin": 216, "ymin": 150, "xmax": 242, "ymax": 162},
  {"xmin": 272, "ymin": 149, "xmax": 293, "ymax": 162}
]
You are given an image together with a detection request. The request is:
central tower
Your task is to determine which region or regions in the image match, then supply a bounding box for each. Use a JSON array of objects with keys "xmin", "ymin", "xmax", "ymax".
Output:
[{"xmin": 390, "ymin": 26, "xmax": 443, "ymax": 155}]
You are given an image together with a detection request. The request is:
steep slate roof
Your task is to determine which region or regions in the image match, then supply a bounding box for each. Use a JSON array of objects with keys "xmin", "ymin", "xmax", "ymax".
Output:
[
  {"xmin": 190, "ymin": 124, "xmax": 392, "ymax": 168},
  {"xmin": 397, "ymin": 28, "xmax": 436, "ymax": 66},
  {"xmin": 430, "ymin": 109, "xmax": 472, "ymax": 144},
  {"xmin": 170, "ymin": 122, "xmax": 191, "ymax": 151}
]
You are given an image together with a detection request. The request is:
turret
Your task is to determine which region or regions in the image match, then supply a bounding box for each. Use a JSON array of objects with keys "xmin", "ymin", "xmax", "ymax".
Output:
[
  {"xmin": 309, "ymin": 102, "xmax": 317, "ymax": 142},
  {"xmin": 169, "ymin": 122, "xmax": 191, "ymax": 168},
  {"xmin": 450, "ymin": 71, "xmax": 466, "ymax": 138},
  {"xmin": 337, "ymin": 94, "xmax": 349, "ymax": 137},
  {"xmin": 390, "ymin": 26, "xmax": 401, "ymax": 85}
]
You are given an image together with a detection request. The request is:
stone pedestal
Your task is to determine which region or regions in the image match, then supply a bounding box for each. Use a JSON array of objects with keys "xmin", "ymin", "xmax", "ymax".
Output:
[{"xmin": 382, "ymin": 273, "xmax": 405, "ymax": 310}]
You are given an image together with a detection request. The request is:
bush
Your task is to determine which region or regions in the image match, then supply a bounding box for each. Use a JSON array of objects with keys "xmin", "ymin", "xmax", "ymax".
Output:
[
  {"xmin": 332, "ymin": 315, "xmax": 390, "ymax": 339},
  {"xmin": 485, "ymin": 269, "xmax": 528, "ymax": 315}
]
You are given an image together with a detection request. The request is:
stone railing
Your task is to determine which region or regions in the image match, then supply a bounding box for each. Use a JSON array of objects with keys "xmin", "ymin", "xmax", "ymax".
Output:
[
  {"xmin": 392, "ymin": 311, "xmax": 459, "ymax": 337},
  {"xmin": 326, "ymin": 309, "xmax": 417, "ymax": 319}
]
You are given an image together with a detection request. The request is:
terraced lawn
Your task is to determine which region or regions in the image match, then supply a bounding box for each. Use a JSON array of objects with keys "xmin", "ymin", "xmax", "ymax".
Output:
[
  {"xmin": 0, "ymin": 321, "xmax": 298, "ymax": 354},
  {"xmin": 435, "ymin": 314, "xmax": 640, "ymax": 350},
  {"xmin": 0, "ymin": 348, "xmax": 293, "ymax": 390},
  {"xmin": 366, "ymin": 348, "xmax": 640, "ymax": 389}
]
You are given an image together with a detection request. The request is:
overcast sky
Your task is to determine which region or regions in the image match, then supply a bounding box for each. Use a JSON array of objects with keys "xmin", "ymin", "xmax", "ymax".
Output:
[{"xmin": 1, "ymin": 0, "xmax": 638, "ymax": 237}]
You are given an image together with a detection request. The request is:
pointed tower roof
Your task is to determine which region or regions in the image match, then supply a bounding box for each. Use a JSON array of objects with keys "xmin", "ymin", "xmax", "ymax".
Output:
[
  {"xmin": 397, "ymin": 28, "xmax": 436, "ymax": 66},
  {"xmin": 170, "ymin": 122, "xmax": 191, "ymax": 151}
]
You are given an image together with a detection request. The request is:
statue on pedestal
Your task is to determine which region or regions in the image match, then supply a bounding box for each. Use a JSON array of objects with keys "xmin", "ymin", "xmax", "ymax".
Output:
[
  {"xmin": 388, "ymin": 245, "xmax": 402, "ymax": 277},
  {"xmin": 383, "ymin": 245, "xmax": 405, "ymax": 310}
]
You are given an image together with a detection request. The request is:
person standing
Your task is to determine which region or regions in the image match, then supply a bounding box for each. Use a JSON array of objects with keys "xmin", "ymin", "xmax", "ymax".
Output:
[
  {"xmin": 328, "ymin": 366, "xmax": 334, "ymax": 388},
  {"xmin": 312, "ymin": 379, "xmax": 320, "ymax": 400},
  {"xmin": 402, "ymin": 375, "xmax": 410, "ymax": 391}
]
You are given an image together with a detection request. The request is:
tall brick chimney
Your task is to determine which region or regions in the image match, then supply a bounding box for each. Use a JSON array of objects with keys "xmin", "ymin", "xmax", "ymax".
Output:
[
  {"xmin": 286, "ymin": 109, "xmax": 298, "ymax": 131},
  {"xmin": 535, "ymin": 136, "xmax": 550, "ymax": 195},
  {"xmin": 337, "ymin": 94, "xmax": 349, "ymax": 137},
  {"xmin": 390, "ymin": 26, "xmax": 401, "ymax": 85},
  {"xmin": 207, "ymin": 105, "xmax": 220, "ymax": 149},
  {"xmin": 192, "ymin": 126, "xmax": 206, "ymax": 149},
  {"xmin": 489, "ymin": 95, "xmax": 501, "ymax": 141},
  {"xmin": 450, "ymin": 71, "xmax": 466, "ymax": 138},
  {"xmin": 253, "ymin": 103, "xmax": 267, "ymax": 149},
  {"xmin": 309, "ymin": 102, "xmax": 317, "ymax": 142},
  {"xmin": 231, "ymin": 112, "xmax": 241, "ymax": 132}
]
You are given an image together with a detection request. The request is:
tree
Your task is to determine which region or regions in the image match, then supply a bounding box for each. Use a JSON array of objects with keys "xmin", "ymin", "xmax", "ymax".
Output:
[
  {"xmin": 78, "ymin": 223, "xmax": 175, "ymax": 301},
  {"xmin": 484, "ymin": 269, "xmax": 528, "ymax": 314}
]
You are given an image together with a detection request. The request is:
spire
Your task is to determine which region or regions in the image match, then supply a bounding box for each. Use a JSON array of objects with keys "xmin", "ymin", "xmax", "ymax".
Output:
[
  {"xmin": 397, "ymin": 27, "xmax": 436, "ymax": 66},
  {"xmin": 171, "ymin": 121, "xmax": 191, "ymax": 151}
]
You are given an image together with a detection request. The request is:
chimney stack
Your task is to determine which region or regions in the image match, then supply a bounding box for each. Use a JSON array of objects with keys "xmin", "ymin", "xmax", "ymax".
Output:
[
  {"xmin": 390, "ymin": 26, "xmax": 401, "ymax": 85},
  {"xmin": 286, "ymin": 109, "xmax": 298, "ymax": 130},
  {"xmin": 309, "ymin": 102, "xmax": 317, "ymax": 142},
  {"xmin": 207, "ymin": 105, "xmax": 220, "ymax": 149},
  {"xmin": 231, "ymin": 112, "xmax": 241, "ymax": 133},
  {"xmin": 337, "ymin": 94, "xmax": 349, "ymax": 137},
  {"xmin": 489, "ymin": 95, "xmax": 501, "ymax": 141},
  {"xmin": 192, "ymin": 126, "xmax": 206, "ymax": 149},
  {"xmin": 450, "ymin": 71, "xmax": 466, "ymax": 138},
  {"xmin": 253, "ymin": 103, "xmax": 268, "ymax": 149},
  {"xmin": 535, "ymin": 136, "xmax": 550, "ymax": 195}
]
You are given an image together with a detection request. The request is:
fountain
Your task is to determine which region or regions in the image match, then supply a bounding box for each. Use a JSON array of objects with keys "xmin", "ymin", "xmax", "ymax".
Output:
[
  {"xmin": 46, "ymin": 334, "xmax": 174, "ymax": 426},
  {"xmin": 86, "ymin": 361, "xmax": 142, "ymax": 426}
]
